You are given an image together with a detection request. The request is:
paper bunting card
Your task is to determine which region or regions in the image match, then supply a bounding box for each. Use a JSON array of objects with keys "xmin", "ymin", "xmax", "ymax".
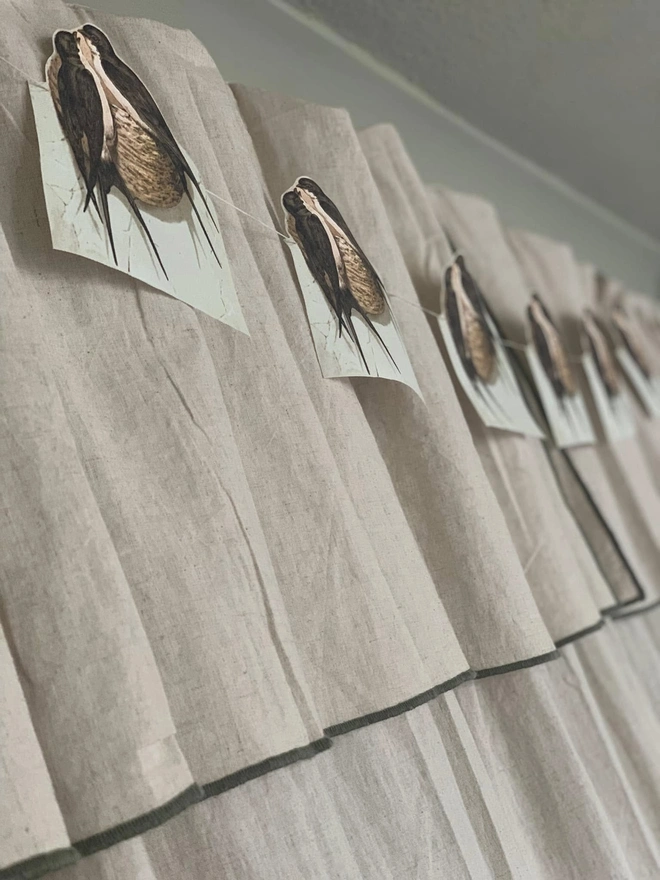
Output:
[
  {"xmin": 282, "ymin": 176, "xmax": 421, "ymax": 397},
  {"xmin": 438, "ymin": 255, "xmax": 544, "ymax": 438},
  {"xmin": 525, "ymin": 293, "xmax": 595, "ymax": 448},
  {"xmin": 581, "ymin": 310, "xmax": 636, "ymax": 442},
  {"xmin": 30, "ymin": 25, "xmax": 247, "ymax": 333},
  {"xmin": 610, "ymin": 305, "xmax": 660, "ymax": 418}
]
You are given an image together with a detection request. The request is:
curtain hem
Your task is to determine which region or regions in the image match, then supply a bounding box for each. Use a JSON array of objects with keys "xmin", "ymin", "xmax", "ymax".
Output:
[
  {"xmin": 75, "ymin": 784, "xmax": 204, "ymax": 856},
  {"xmin": 201, "ymin": 737, "xmax": 332, "ymax": 798},
  {"xmin": 473, "ymin": 649, "xmax": 561, "ymax": 679},
  {"xmin": 324, "ymin": 669, "xmax": 475, "ymax": 737},
  {"xmin": 0, "ymin": 847, "xmax": 79, "ymax": 880},
  {"xmin": 611, "ymin": 598, "xmax": 660, "ymax": 621},
  {"xmin": 555, "ymin": 619, "xmax": 606, "ymax": 648}
]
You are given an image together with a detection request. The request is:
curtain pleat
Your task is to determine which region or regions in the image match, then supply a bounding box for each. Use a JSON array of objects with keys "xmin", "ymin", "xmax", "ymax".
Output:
[{"xmin": 1, "ymin": 4, "xmax": 659, "ymax": 879}]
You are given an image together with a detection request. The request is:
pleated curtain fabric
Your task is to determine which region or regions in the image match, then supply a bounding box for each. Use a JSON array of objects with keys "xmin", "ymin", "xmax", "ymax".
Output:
[
  {"xmin": 358, "ymin": 124, "xmax": 615, "ymax": 640},
  {"xmin": 1, "ymin": 4, "xmax": 660, "ymax": 880},
  {"xmin": 428, "ymin": 187, "xmax": 648, "ymax": 611},
  {"xmin": 588, "ymin": 270, "xmax": 660, "ymax": 500},
  {"xmin": 507, "ymin": 230, "xmax": 660, "ymax": 614},
  {"xmin": 229, "ymin": 83, "xmax": 556, "ymax": 675}
]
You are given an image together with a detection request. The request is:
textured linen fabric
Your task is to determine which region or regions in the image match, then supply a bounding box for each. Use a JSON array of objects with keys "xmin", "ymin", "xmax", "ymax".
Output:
[
  {"xmin": 0, "ymin": 238, "xmax": 199, "ymax": 847},
  {"xmin": 177, "ymin": 66, "xmax": 476, "ymax": 727},
  {"xmin": 48, "ymin": 611, "xmax": 660, "ymax": 880},
  {"xmin": 427, "ymin": 184, "xmax": 625, "ymax": 613},
  {"xmin": 589, "ymin": 272, "xmax": 660, "ymax": 498},
  {"xmin": 0, "ymin": 1, "xmax": 539, "ymax": 872},
  {"xmin": 1, "ymin": 1, "xmax": 334, "ymax": 865},
  {"xmin": 231, "ymin": 84, "xmax": 556, "ymax": 674},
  {"xmin": 507, "ymin": 231, "xmax": 660, "ymax": 614},
  {"xmin": 0, "ymin": 627, "xmax": 75, "ymax": 875},
  {"xmin": 2, "ymin": 2, "xmax": 660, "ymax": 878},
  {"xmin": 424, "ymin": 187, "xmax": 646, "ymax": 610},
  {"xmin": 359, "ymin": 123, "xmax": 611, "ymax": 641}
]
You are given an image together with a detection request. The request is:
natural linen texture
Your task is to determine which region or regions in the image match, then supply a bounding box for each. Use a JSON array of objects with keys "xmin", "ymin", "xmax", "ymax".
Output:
[
  {"xmin": 1, "ymin": 2, "xmax": 660, "ymax": 879},
  {"xmin": 427, "ymin": 186, "xmax": 649, "ymax": 611},
  {"xmin": 1, "ymin": 0, "xmax": 544, "ymax": 873},
  {"xmin": 358, "ymin": 123, "xmax": 614, "ymax": 642},
  {"xmin": 39, "ymin": 614, "xmax": 660, "ymax": 880},
  {"xmin": 507, "ymin": 230, "xmax": 660, "ymax": 614},
  {"xmin": 231, "ymin": 83, "xmax": 556, "ymax": 673}
]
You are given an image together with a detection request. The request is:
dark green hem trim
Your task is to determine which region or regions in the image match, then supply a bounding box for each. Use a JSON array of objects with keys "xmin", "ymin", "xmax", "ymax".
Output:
[
  {"xmin": 324, "ymin": 669, "xmax": 475, "ymax": 737},
  {"xmin": 473, "ymin": 648, "xmax": 561, "ymax": 680},
  {"xmin": 202, "ymin": 737, "xmax": 331, "ymax": 798},
  {"xmin": 508, "ymin": 348, "xmax": 646, "ymax": 610},
  {"xmin": 0, "ymin": 848, "xmax": 79, "ymax": 880},
  {"xmin": 601, "ymin": 603, "xmax": 622, "ymax": 617},
  {"xmin": 612, "ymin": 594, "xmax": 647, "ymax": 612},
  {"xmin": 7, "ymin": 649, "xmax": 568, "ymax": 877},
  {"xmin": 555, "ymin": 618, "xmax": 605, "ymax": 648},
  {"xmin": 75, "ymin": 784, "xmax": 203, "ymax": 856},
  {"xmin": 557, "ymin": 450, "xmax": 646, "ymax": 605},
  {"xmin": 611, "ymin": 597, "xmax": 660, "ymax": 621}
]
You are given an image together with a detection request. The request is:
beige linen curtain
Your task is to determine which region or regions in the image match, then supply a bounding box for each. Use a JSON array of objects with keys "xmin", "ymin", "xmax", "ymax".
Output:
[
  {"xmin": 507, "ymin": 230, "xmax": 660, "ymax": 614},
  {"xmin": 359, "ymin": 124, "xmax": 615, "ymax": 638},
  {"xmin": 1, "ymin": 3, "xmax": 660, "ymax": 879},
  {"xmin": 427, "ymin": 187, "xmax": 648, "ymax": 610}
]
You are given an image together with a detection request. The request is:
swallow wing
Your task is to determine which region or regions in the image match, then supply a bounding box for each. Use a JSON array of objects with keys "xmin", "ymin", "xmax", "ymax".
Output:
[
  {"xmin": 99, "ymin": 55, "xmax": 189, "ymax": 170},
  {"xmin": 57, "ymin": 61, "xmax": 105, "ymax": 206},
  {"xmin": 289, "ymin": 209, "xmax": 346, "ymax": 328},
  {"xmin": 315, "ymin": 188, "xmax": 387, "ymax": 305},
  {"xmin": 529, "ymin": 307, "xmax": 559, "ymax": 394},
  {"xmin": 446, "ymin": 263, "xmax": 496, "ymax": 384},
  {"xmin": 288, "ymin": 204, "xmax": 399, "ymax": 373},
  {"xmin": 529, "ymin": 306, "xmax": 576, "ymax": 398},
  {"xmin": 323, "ymin": 226, "xmax": 398, "ymax": 370},
  {"xmin": 456, "ymin": 262, "xmax": 497, "ymax": 382},
  {"xmin": 97, "ymin": 49, "xmax": 219, "ymax": 238}
]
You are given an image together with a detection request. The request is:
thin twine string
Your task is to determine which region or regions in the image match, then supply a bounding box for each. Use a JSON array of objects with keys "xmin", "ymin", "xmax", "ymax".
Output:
[
  {"xmin": 207, "ymin": 189, "xmax": 294, "ymax": 243},
  {"xmin": 0, "ymin": 54, "xmax": 35, "ymax": 82},
  {"xmin": 523, "ymin": 539, "xmax": 546, "ymax": 575},
  {"xmin": 205, "ymin": 189, "xmax": 584, "ymax": 363}
]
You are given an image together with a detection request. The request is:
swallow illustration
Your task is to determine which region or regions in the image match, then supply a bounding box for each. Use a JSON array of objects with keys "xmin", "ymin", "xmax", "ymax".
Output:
[
  {"xmin": 78, "ymin": 25, "xmax": 220, "ymax": 260},
  {"xmin": 282, "ymin": 177, "xmax": 398, "ymax": 374},
  {"xmin": 444, "ymin": 255, "xmax": 497, "ymax": 385},
  {"xmin": 583, "ymin": 309, "xmax": 619, "ymax": 398},
  {"xmin": 47, "ymin": 25, "xmax": 221, "ymax": 277},
  {"xmin": 612, "ymin": 305, "xmax": 652, "ymax": 380},
  {"xmin": 47, "ymin": 28, "xmax": 169, "ymax": 276},
  {"xmin": 527, "ymin": 293, "xmax": 577, "ymax": 400}
]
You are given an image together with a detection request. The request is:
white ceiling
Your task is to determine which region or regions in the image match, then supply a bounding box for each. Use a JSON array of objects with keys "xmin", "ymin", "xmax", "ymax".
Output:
[{"xmin": 283, "ymin": 0, "xmax": 660, "ymax": 242}]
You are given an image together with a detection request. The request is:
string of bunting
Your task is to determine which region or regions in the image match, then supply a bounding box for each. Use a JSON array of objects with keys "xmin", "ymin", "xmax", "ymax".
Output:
[{"xmin": 206, "ymin": 189, "xmax": 584, "ymax": 364}]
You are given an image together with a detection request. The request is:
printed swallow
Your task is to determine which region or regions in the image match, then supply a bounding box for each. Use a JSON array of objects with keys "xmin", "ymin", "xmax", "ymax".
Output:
[
  {"xmin": 612, "ymin": 305, "xmax": 652, "ymax": 380},
  {"xmin": 444, "ymin": 255, "xmax": 497, "ymax": 385},
  {"xmin": 583, "ymin": 309, "xmax": 619, "ymax": 398},
  {"xmin": 47, "ymin": 28, "xmax": 169, "ymax": 276},
  {"xmin": 282, "ymin": 177, "xmax": 398, "ymax": 374},
  {"xmin": 527, "ymin": 293, "xmax": 577, "ymax": 400},
  {"xmin": 77, "ymin": 24, "xmax": 220, "ymax": 266}
]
